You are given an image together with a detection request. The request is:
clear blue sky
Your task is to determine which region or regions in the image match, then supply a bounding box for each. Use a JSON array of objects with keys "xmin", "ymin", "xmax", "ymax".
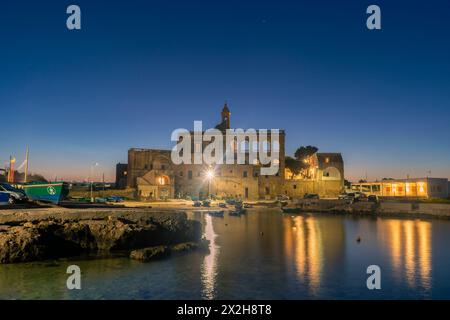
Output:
[{"xmin": 1, "ymin": 0, "xmax": 449, "ymax": 181}]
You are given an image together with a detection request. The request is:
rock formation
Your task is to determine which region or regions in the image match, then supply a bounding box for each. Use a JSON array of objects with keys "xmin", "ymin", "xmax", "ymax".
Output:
[{"xmin": 0, "ymin": 209, "xmax": 201, "ymax": 264}]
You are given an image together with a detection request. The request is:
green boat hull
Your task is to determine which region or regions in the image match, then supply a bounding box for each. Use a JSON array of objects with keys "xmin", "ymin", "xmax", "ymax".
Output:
[{"xmin": 23, "ymin": 182, "xmax": 69, "ymax": 204}]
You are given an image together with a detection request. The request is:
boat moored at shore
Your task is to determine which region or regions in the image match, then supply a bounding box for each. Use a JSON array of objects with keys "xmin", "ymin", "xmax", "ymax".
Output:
[{"xmin": 22, "ymin": 182, "xmax": 69, "ymax": 204}]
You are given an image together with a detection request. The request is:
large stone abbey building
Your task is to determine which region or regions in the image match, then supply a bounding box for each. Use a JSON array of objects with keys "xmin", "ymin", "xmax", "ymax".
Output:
[{"xmin": 117, "ymin": 104, "xmax": 344, "ymax": 200}]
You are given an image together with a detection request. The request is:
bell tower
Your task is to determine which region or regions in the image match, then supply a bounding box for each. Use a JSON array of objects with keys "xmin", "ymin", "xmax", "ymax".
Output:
[{"xmin": 221, "ymin": 102, "xmax": 231, "ymax": 129}]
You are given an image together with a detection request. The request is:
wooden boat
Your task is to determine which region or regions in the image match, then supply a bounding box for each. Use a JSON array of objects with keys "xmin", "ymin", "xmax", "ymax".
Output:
[
  {"xmin": 208, "ymin": 210, "xmax": 224, "ymax": 217},
  {"xmin": 193, "ymin": 201, "xmax": 202, "ymax": 207},
  {"xmin": 229, "ymin": 208, "xmax": 247, "ymax": 216},
  {"xmin": 22, "ymin": 182, "xmax": 69, "ymax": 204},
  {"xmin": 202, "ymin": 200, "xmax": 211, "ymax": 207},
  {"xmin": 281, "ymin": 207, "xmax": 303, "ymax": 214}
]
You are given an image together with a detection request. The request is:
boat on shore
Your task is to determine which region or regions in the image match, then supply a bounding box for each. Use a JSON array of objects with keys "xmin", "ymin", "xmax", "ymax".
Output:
[{"xmin": 22, "ymin": 182, "xmax": 69, "ymax": 204}]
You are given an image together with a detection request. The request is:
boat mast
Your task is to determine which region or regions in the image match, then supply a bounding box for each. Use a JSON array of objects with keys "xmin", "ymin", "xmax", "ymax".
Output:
[{"xmin": 24, "ymin": 146, "xmax": 29, "ymax": 183}]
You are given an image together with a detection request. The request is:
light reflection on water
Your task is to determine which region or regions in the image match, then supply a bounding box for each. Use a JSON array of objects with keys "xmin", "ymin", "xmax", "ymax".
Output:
[
  {"xmin": 0, "ymin": 210, "xmax": 448, "ymax": 299},
  {"xmin": 285, "ymin": 216, "xmax": 324, "ymax": 294},
  {"xmin": 379, "ymin": 219, "xmax": 432, "ymax": 291},
  {"xmin": 201, "ymin": 214, "xmax": 219, "ymax": 299}
]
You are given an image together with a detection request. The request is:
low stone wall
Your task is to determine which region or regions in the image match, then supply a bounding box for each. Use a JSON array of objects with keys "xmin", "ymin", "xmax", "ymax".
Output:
[
  {"xmin": 379, "ymin": 202, "xmax": 450, "ymax": 217},
  {"xmin": 289, "ymin": 199, "xmax": 450, "ymax": 218}
]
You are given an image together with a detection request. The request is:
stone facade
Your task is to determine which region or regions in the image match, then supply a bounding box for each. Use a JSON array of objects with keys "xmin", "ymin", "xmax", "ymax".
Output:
[
  {"xmin": 121, "ymin": 104, "xmax": 344, "ymax": 200},
  {"xmin": 283, "ymin": 153, "xmax": 344, "ymax": 198}
]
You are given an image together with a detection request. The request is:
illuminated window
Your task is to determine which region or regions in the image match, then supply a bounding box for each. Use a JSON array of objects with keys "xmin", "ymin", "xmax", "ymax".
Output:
[{"xmin": 325, "ymin": 157, "xmax": 330, "ymax": 163}]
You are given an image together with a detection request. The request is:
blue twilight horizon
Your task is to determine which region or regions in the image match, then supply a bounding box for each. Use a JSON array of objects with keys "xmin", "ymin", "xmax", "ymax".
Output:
[{"xmin": 0, "ymin": 0, "xmax": 449, "ymax": 182}]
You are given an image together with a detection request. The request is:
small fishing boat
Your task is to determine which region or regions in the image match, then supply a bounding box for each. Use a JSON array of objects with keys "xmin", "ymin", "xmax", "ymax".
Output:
[
  {"xmin": 0, "ymin": 191, "xmax": 10, "ymax": 206},
  {"xmin": 229, "ymin": 208, "xmax": 247, "ymax": 216},
  {"xmin": 193, "ymin": 201, "xmax": 202, "ymax": 207},
  {"xmin": 281, "ymin": 207, "xmax": 303, "ymax": 214},
  {"xmin": 22, "ymin": 182, "xmax": 69, "ymax": 204},
  {"xmin": 208, "ymin": 210, "xmax": 224, "ymax": 217},
  {"xmin": 202, "ymin": 200, "xmax": 211, "ymax": 207},
  {"xmin": 106, "ymin": 196, "xmax": 124, "ymax": 203}
]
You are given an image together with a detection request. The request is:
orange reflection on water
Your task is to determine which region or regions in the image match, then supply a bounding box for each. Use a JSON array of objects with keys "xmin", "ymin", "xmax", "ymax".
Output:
[
  {"xmin": 285, "ymin": 216, "xmax": 323, "ymax": 293},
  {"xmin": 389, "ymin": 220, "xmax": 402, "ymax": 272},
  {"xmin": 383, "ymin": 219, "xmax": 432, "ymax": 290},
  {"xmin": 404, "ymin": 221, "xmax": 415, "ymax": 286},
  {"xmin": 417, "ymin": 222, "xmax": 431, "ymax": 289}
]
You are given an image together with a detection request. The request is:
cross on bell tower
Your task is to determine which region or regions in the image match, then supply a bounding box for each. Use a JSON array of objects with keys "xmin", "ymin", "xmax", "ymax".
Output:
[{"xmin": 221, "ymin": 102, "xmax": 231, "ymax": 129}]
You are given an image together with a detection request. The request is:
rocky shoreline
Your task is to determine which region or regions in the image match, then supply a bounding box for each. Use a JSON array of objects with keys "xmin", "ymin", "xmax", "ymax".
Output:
[{"xmin": 0, "ymin": 208, "xmax": 202, "ymax": 264}]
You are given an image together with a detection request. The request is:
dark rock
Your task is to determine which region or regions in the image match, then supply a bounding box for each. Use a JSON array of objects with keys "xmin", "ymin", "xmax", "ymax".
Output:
[
  {"xmin": 130, "ymin": 246, "xmax": 170, "ymax": 262},
  {"xmin": 0, "ymin": 210, "xmax": 201, "ymax": 264},
  {"xmin": 171, "ymin": 242, "xmax": 198, "ymax": 252}
]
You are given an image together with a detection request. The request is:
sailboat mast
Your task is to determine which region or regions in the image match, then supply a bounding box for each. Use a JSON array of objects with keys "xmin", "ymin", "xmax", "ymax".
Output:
[{"xmin": 24, "ymin": 146, "xmax": 29, "ymax": 183}]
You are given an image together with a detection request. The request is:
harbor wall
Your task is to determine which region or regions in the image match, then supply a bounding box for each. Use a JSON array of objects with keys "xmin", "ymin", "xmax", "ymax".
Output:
[{"xmin": 292, "ymin": 199, "xmax": 450, "ymax": 218}]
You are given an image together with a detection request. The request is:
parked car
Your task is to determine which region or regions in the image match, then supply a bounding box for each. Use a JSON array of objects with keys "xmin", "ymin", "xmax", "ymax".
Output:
[
  {"xmin": 0, "ymin": 183, "xmax": 28, "ymax": 204},
  {"xmin": 340, "ymin": 192, "xmax": 366, "ymax": 202},
  {"xmin": 354, "ymin": 192, "xmax": 368, "ymax": 202},
  {"xmin": 303, "ymin": 193, "xmax": 319, "ymax": 199},
  {"xmin": 276, "ymin": 195, "xmax": 290, "ymax": 201},
  {"xmin": 0, "ymin": 191, "xmax": 10, "ymax": 206},
  {"xmin": 338, "ymin": 193, "xmax": 348, "ymax": 200}
]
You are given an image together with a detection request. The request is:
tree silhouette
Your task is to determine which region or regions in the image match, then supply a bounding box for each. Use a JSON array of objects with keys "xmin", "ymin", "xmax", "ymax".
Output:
[{"xmin": 294, "ymin": 146, "xmax": 318, "ymax": 161}]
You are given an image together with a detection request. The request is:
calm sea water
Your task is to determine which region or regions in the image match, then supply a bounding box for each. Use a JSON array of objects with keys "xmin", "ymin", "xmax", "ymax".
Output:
[{"xmin": 1, "ymin": 209, "xmax": 450, "ymax": 300}]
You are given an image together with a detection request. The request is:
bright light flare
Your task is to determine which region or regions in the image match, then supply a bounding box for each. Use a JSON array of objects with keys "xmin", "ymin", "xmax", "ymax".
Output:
[{"xmin": 206, "ymin": 169, "xmax": 215, "ymax": 180}]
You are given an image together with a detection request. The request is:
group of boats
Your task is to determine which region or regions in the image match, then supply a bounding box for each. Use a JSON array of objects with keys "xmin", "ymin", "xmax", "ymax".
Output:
[
  {"xmin": 195, "ymin": 199, "xmax": 251, "ymax": 217},
  {"xmin": 207, "ymin": 207, "xmax": 247, "ymax": 218}
]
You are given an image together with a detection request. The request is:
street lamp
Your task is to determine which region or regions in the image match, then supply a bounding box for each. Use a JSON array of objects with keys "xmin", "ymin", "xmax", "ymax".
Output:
[
  {"xmin": 90, "ymin": 162, "xmax": 99, "ymax": 203},
  {"xmin": 205, "ymin": 168, "xmax": 215, "ymax": 199}
]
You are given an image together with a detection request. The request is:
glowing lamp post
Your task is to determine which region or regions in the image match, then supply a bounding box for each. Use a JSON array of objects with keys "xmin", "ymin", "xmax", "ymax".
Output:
[
  {"xmin": 90, "ymin": 162, "xmax": 99, "ymax": 203},
  {"xmin": 206, "ymin": 168, "xmax": 215, "ymax": 199}
]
